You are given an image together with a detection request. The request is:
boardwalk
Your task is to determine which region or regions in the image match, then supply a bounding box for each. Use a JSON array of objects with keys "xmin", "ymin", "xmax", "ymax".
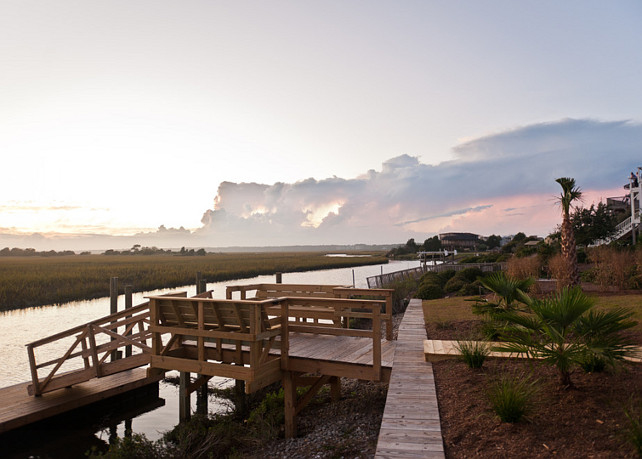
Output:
[
  {"xmin": 375, "ymin": 299, "xmax": 445, "ymax": 458},
  {"xmin": 0, "ymin": 368, "xmax": 161, "ymax": 433}
]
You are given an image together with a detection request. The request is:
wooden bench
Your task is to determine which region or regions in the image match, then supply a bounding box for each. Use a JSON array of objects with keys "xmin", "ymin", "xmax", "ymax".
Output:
[
  {"xmin": 148, "ymin": 294, "xmax": 284, "ymax": 393},
  {"xmin": 226, "ymin": 283, "xmax": 395, "ymax": 340}
]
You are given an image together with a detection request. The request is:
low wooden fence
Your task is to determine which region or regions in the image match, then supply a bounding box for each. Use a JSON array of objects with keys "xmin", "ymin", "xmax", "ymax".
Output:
[{"xmin": 366, "ymin": 262, "xmax": 506, "ymax": 288}]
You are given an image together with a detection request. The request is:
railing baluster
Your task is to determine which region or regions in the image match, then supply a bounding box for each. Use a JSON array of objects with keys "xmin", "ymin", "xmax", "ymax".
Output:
[{"xmin": 87, "ymin": 324, "xmax": 102, "ymax": 378}]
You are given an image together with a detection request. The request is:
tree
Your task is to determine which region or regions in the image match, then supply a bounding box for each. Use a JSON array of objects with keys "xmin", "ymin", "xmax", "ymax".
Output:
[
  {"xmin": 422, "ymin": 236, "xmax": 441, "ymax": 251},
  {"xmin": 486, "ymin": 234, "xmax": 501, "ymax": 249},
  {"xmin": 570, "ymin": 202, "xmax": 617, "ymax": 246},
  {"xmin": 556, "ymin": 177, "xmax": 582, "ymax": 287}
]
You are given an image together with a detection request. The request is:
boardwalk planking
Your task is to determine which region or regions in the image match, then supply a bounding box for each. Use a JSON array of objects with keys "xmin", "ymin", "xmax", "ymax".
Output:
[
  {"xmin": 0, "ymin": 368, "xmax": 161, "ymax": 433},
  {"xmin": 375, "ymin": 299, "xmax": 445, "ymax": 458}
]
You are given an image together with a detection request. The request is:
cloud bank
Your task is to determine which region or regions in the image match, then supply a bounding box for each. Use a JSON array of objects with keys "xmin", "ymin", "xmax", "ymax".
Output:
[
  {"xmin": 195, "ymin": 119, "xmax": 642, "ymax": 247},
  {"xmin": 2, "ymin": 118, "xmax": 640, "ymax": 250}
]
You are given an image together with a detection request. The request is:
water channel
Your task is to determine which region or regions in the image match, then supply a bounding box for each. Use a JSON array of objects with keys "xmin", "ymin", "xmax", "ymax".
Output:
[{"xmin": 0, "ymin": 259, "xmax": 420, "ymax": 453}]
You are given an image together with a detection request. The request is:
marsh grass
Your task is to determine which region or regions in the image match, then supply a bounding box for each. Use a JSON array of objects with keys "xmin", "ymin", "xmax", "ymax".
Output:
[{"xmin": 0, "ymin": 252, "xmax": 386, "ymax": 311}]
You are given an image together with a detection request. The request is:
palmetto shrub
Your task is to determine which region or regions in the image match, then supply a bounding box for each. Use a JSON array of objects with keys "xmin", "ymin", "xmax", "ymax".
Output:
[{"xmin": 495, "ymin": 287, "xmax": 638, "ymax": 388}]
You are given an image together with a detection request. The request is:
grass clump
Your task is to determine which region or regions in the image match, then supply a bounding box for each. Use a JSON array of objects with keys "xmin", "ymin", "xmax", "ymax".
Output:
[
  {"xmin": 455, "ymin": 340, "xmax": 490, "ymax": 369},
  {"xmin": 623, "ymin": 397, "xmax": 642, "ymax": 455},
  {"xmin": 488, "ymin": 373, "xmax": 538, "ymax": 423}
]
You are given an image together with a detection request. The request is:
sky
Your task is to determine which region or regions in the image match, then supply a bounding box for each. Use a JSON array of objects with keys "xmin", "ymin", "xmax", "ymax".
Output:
[{"xmin": 1, "ymin": 1, "xmax": 641, "ymax": 250}]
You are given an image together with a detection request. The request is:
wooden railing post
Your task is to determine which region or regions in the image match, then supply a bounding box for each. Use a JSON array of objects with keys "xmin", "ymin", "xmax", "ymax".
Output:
[
  {"xmin": 87, "ymin": 324, "xmax": 102, "ymax": 378},
  {"xmin": 125, "ymin": 285, "xmax": 133, "ymax": 358},
  {"xmin": 276, "ymin": 272, "xmax": 282, "ymax": 284},
  {"xmin": 27, "ymin": 344, "xmax": 41, "ymax": 396},
  {"xmin": 110, "ymin": 277, "xmax": 119, "ymax": 362}
]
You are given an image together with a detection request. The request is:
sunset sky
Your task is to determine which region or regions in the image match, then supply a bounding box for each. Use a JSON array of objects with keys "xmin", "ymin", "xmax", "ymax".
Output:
[{"xmin": 2, "ymin": 1, "xmax": 641, "ymax": 250}]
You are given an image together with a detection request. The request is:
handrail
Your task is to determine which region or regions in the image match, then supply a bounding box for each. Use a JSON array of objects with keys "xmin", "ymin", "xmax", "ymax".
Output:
[
  {"xmin": 25, "ymin": 300, "xmax": 156, "ymax": 396},
  {"xmin": 279, "ymin": 296, "xmax": 383, "ymax": 381}
]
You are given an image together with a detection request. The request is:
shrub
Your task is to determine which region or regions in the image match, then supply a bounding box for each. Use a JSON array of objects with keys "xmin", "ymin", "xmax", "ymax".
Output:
[
  {"xmin": 383, "ymin": 277, "xmax": 419, "ymax": 314},
  {"xmin": 419, "ymin": 271, "xmax": 443, "ymax": 287},
  {"xmin": 546, "ymin": 253, "xmax": 567, "ymax": 291},
  {"xmin": 458, "ymin": 281, "xmax": 482, "ymax": 296},
  {"xmin": 455, "ymin": 340, "xmax": 489, "ymax": 369},
  {"xmin": 88, "ymin": 433, "xmax": 174, "ymax": 458},
  {"xmin": 507, "ymin": 256, "xmax": 540, "ymax": 281},
  {"xmin": 416, "ymin": 281, "xmax": 444, "ymax": 300},
  {"xmin": 444, "ymin": 277, "xmax": 466, "ymax": 294},
  {"xmin": 437, "ymin": 269, "xmax": 456, "ymax": 284},
  {"xmin": 578, "ymin": 354, "xmax": 607, "ymax": 373},
  {"xmin": 455, "ymin": 267, "xmax": 483, "ymax": 283},
  {"xmin": 487, "ymin": 373, "xmax": 538, "ymax": 423},
  {"xmin": 588, "ymin": 246, "xmax": 636, "ymax": 290}
]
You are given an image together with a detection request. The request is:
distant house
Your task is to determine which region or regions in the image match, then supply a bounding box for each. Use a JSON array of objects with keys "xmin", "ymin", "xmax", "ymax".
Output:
[{"xmin": 438, "ymin": 232, "xmax": 480, "ymax": 251}]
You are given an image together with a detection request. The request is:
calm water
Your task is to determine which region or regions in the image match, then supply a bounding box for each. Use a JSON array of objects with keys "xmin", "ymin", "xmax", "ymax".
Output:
[{"xmin": 0, "ymin": 259, "xmax": 419, "ymax": 445}]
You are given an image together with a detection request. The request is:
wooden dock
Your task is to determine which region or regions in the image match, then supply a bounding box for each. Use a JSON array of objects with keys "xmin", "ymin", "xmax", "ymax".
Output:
[
  {"xmin": 2, "ymin": 284, "xmax": 397, "ymax": 439},
  {"xmin": 375, "ymin": 299, "xmax": 445, "ymax": 458},
  {"xmin": 0, "ymin": 368, "xmax": 161, "ymax": 434}
]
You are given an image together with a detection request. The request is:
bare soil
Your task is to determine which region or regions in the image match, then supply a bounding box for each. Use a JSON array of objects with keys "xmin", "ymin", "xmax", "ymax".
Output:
[{"xmin": 428, "ymin": 320, "xmax": 642, "ymax": 458}]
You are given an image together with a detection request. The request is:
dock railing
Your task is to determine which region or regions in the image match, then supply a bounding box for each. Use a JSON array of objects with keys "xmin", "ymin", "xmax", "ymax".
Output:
[
  {"xmin": 26, "ymin": 300, "xmax": 156, "ymax": 396},
  {"xmin": 366, "ymin": 262, "xmax": 506, "ymax": 288}
]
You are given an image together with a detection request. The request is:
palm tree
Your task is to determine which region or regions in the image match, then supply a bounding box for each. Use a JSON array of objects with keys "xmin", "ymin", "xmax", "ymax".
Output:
[
  {"xmin": 495, "ymin": 287, "xmax": 637, "ymax": 388},
  {"xmin": 556, "ymin": 177, "xmax": 582, "ymax": 288}
]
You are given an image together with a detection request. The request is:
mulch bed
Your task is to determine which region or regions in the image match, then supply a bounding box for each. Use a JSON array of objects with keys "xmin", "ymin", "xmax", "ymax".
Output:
[{"xmin": 428, "ymin": 320, "xmax": 642, "ymax": 458}]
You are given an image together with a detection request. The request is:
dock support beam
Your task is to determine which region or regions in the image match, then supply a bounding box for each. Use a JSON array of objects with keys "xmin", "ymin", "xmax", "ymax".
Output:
[{"xmin": 283, "ymin": 371, "xmax": 297, "ymax": 438}]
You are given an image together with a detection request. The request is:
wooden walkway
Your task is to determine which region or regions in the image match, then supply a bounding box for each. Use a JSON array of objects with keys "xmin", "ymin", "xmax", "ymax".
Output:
[
  {"xmin": 424, "ymin": 339, "xmax": 642, "ymax": 363},
  {"xmin": 375, "ymin": 299, "xmax": 445, "ymax": 458},
  {"xmin": 0, "ymin": 368, "xmax": 161, "ymax": 433}
]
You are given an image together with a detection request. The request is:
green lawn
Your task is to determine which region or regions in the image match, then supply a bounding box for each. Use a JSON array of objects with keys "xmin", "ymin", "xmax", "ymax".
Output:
[{"xmin": 422, "ymin": 292, "xmax": 642, "ymax": 334}]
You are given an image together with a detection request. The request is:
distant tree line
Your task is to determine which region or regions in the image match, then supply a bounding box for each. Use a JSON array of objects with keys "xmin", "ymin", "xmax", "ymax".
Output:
[
  {"xmin": 387, "ymin": 234, "xmax": 503, "ymax": 258},
  {"xmin": 0, "ymin": 245, "xmax": 210, "ymax": 257},
  {"xmin": 0, "ymin": 247, "xmax": 77, "ymax": 257},
  {"xmin": 102, "ymin": 245, "xmax": 207, "ymax": 256}
]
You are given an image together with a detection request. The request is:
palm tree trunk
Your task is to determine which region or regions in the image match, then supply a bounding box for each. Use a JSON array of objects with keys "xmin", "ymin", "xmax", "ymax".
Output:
[{"xmin": 560, "ymin": 214, "xmax": 580, "ymax": 288}]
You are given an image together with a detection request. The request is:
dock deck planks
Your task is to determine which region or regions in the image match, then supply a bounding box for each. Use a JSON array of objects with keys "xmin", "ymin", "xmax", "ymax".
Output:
[
  {"xmin": 0, "ymin": 368, "xmax": 161, "ymax": 433},
  {"xmin": 375, "ymin": 299, "xmax": 445, "ymax": 458}
]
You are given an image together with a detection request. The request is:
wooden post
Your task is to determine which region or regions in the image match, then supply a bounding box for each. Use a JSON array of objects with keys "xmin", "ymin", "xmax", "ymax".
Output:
[
  {"xmin": 195, "ymin": 273, "xmax": 208, "ymax": 415},
  {"xmin": 276, "ymin": 272, "xmax": 282, "ymax": 284},
  {"xmin": 179, "ymin": 372, "xmax": 191, "ymax": 422},
  {"xmin": 110, "ymin": 277, "xmax": 118, "ymax": 362},
  {"xmin": 330, "ymin": 376, "xmax": 341, "ymax": 402},
  {"xmin": 196, "ymin": 272, "xmax": 205, "ymax": 294},
  {"xmin": 283, "ymin": 371, "xmax": 297, "ymax": 438},
  {"xmin": 125, "ymin": 285, "xmax": 133, "ymax": 358}
]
